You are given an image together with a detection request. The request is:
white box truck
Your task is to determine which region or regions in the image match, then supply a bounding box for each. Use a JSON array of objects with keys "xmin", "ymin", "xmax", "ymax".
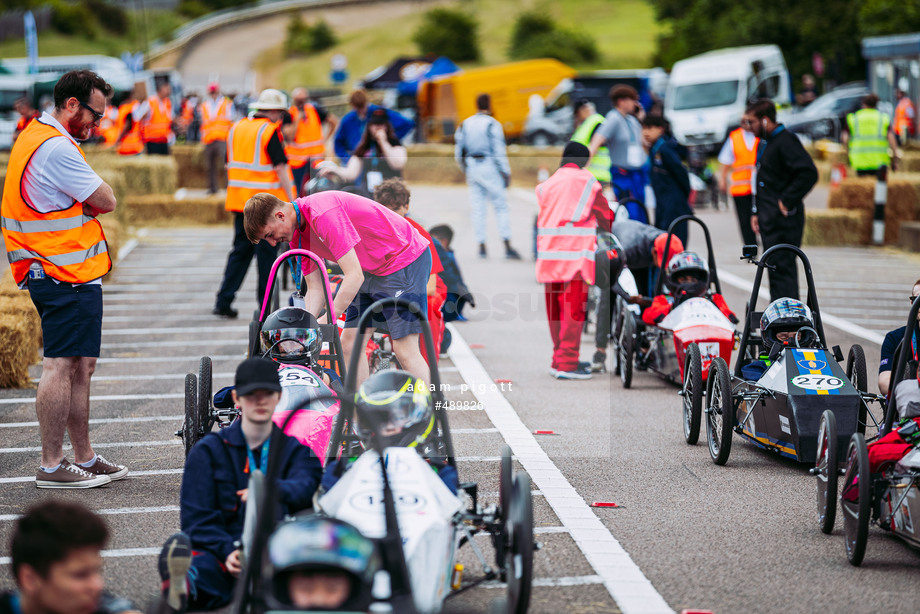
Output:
[{"xmin": 665, "ymin": 45, "xmax": 791, "ymax": 152}]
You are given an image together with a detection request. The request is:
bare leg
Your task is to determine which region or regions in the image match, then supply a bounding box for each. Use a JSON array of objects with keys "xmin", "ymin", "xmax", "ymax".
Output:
[
  {"xmin": 68, "ymin": 357, "xmax": 97, "ymax": 464},
  {"xmin": 340, "ymin": 327, "xmax": 371, "ymax": 388},
  {"xmin": 35, "ymin": 356, "xmax": 79, "ymax": 468},
  {"xmin": 392, "ymin": 334, "xmax": 431, "ymax": 382}
]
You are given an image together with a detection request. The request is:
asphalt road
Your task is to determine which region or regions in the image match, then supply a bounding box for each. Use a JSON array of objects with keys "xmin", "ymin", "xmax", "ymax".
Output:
[{"xmin": 1, "ymin": 184, "xmax": 919, "ymax": 614}]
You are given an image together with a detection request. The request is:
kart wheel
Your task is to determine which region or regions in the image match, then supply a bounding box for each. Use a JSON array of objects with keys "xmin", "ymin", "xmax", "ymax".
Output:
[
  {"xmin": 197, "ymin": 356, "xmax": 213, "ymax": 438},
  {"xmin": 248, "ymin": 319, "xmax": 261, "ymax": 359},
  {"xmin": 705, "ymin": 357, "xmax": 733, "ymax": 465},
  {"xmin": 847, "ymin": 345, "xmax": 868, "ymax": 434},
  {"xmin": 505, "ymin": 473, "xmax": 534, "ymax": 614},
  {"xmin": 619, "ymin": 309, "xmax": 635, "ymax": 389},
  {"xmin": 816, "ymin": 409, "xmax": 838, "ymax": 534},
  {"xmin": 183, "ymin": 373, "xmax": 198, "ymax": 458},
  {"xmin": 495, "ymin": 445, "xmax": 513, "ymax": 572},
  {"xmin": 683, "ymin": 343, "xmax": 703, "ymax": 445},
  {"xmin": 841, "ymin": 433, "xmax": 870, "ymax": 566},
  {"xmin": 611, "ymin": 305, "xmax": 624, "ymax": 376}
]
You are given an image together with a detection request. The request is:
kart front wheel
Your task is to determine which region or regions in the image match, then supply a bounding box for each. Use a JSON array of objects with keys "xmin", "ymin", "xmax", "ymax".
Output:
[
  {"xmin": 842, "ymin": 433, "xmax": 871, "ymax": 566},
  {"xmin": 847, "ymin": 345, "xmax": 868, "ymax": 434},
  {"xmin": 611, "ymin": 305, "xmax": 624, "ymax": 376},
  {"xmin": 183, "ymin": 373, "xmax": 198, "ymax": 458},
  {"xmin": 495, "ymin": 445, "xmax": 513, "ymax": 573},
  {"xmin": 619, "ymin": 309, "xmax": 635, "ymax": 389},
  {"xmin": 816, "ymin": 409, "xmax": 838, "ymax": 534},
  {"xmin": 505, "ymin": 472, "xmax": 534, "ymax": 614},
  {"xmin": 683, "ymin": 343, "xmax": 703, "ymax": 445},
  {"xmin": 197, "ymin": 356, "xmax": 213, "ymax": 438},
  {"xmin": 705, "ymin": 357, "xmax": 733, "ymax": 465}
]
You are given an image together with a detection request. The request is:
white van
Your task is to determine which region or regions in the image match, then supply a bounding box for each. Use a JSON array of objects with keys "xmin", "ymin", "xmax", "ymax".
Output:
[{"xmin": 665, "ymin": 45, "xmax": 791, "ymax": 152}]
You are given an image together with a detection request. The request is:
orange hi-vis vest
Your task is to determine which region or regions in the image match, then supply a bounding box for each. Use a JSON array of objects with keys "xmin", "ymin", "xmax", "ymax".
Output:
[
  {"xmin": 1, "ymin": 120, "xmax": 111, "ymax": 284},
  {"xmin": 535, "ymin": 166, "xmax": 600, "ymax": 284},
  {"xmin": 200, "ymin": 97, "xmax": 233, "ymax": 144},
  {"xmin": 141, "ymin": 95, "xmax": 173, "ymax": 143},
  {"xmin": 99, "ymin": 105, "xmax": 119, "ymax": 146},
  {"xmin": 285, "ymin": 104, "xmax": 324, "ymax": 168},
  {"xmin": 116, "ymin": 101, "xmax": 144, "ymax": 155},
  {"xmin": 895, "ymin": 97, "xmax": 915, "ymax": 138},
  {"xmin": 728, "ymin": 128, "xmax": 758, "ymax": 197},
  {"xmin": 226, "ymin": 117, "xmax": 288, "ymax": 212}
]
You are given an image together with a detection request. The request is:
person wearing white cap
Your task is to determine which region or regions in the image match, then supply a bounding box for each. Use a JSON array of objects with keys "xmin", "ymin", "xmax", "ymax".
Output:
[{"xmin": 214, "ymin": 89, "xmax": 297, "ymax": 318}]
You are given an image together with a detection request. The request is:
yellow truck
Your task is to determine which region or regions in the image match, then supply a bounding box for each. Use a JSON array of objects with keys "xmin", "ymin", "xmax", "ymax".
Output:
[{"xmin": 417, "ymin": 58, "xmax": 575, "ymax": 143}]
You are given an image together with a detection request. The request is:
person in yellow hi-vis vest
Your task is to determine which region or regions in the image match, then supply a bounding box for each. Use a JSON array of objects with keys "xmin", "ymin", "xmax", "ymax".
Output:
[
  {"xmin": 214, "ymin": 89, "xmax": 296, "ymax": 318},
  {"xmin": 843, "ymin": 93, "xmax": 899, "ymax": 177},
  {"xmin": 1, "ymin": 70, "xmax": 128, "ymax": 488},
  {"xmin": 570, "ymin": 99, "xmax": 611, "ymax": 186}
]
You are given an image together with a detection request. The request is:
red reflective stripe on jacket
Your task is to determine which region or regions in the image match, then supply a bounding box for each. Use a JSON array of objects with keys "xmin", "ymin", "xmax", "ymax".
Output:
[{"xmin": 535, "ymin": 166, "xmax": 599, "ymax": 284}]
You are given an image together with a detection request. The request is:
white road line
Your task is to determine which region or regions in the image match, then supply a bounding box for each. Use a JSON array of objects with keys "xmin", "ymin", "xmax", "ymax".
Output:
[
  {"xmin": 452, "ymin": 428, "xmax": 499, "ymax": 434},
  {"xmin": 0, "ymin": 440, "xmax": 180, "ymax": 453},
  {"xmin": 105, "ymin": 339, "xmax": 244, "ymax": 349},
  {"xmin": 0, "ymin": 548, "xmax": 161, "ymax": 565},
  {"xmin": 448, "ymin": 325, "xmax": 674, "ymax": 614},
  {"xmin": 105, "ymin": 314, "xmax": 237, "ymax": 323},
  {"xmin": 719, "ymin": 270, "xmax": 886, "ymax": 346},
  {"xmin": 62, "ymin": 372, "xmax": 234, "ymax": 382},
  {"xmin": 104, "ymin": 303, "xmax": 215, "ymax": 312},
  {"xmin": 0, "ymin": 415, "xmax": 183, "ymax": 428},
  {"xmin": 0, "ymin": 505, "xmax": 179, "ymax": 522},
  {"xmin": 0, "ymin": 393, "xmax": 183, "ymax": 405},
  {"xmin": 0, "ymin": 468, "xmax": 183, "ymax": 484},
  {"xmin": 103, "ymin": 326, "xmax": 248, "ymax": 335},
  {"xmin": 97, "ymin": 355, "xmax": 242, "ymax": 364},
  {"xmin": 481, "ymin": 575, "xmax": 605, "ymax": 589},
  {"xmin": 116, "ymin": 238, "xmax": 138, "ymax": 263}
]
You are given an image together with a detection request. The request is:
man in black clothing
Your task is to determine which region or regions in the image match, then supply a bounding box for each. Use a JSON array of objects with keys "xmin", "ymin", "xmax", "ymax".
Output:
[{"xmin": 747, "ymin": 99, "xmax": 818, "ymax": 301}]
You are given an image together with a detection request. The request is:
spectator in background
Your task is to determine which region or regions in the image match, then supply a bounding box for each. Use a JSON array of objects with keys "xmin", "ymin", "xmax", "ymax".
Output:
[
  {"xmin": 137, "ymin": 80, "xmax": 175, "ymax": 155},
  {"xmin": 288, "ymin": 87, "xmax": 338, "ymax": 196},
  {"xmin": 842, "ymin": 93, "xmax": 899, "ymax": 177},
  {"xmin": 320, "ymin": 109, "xmax": 406, "ymax": 194},
  {"xmin": 334, "ymin": 89, "xmax": 414, "ymax": 162},
  {"xmin": 894, "ymin": 84, "xmax": 916, "ymax": 147},
  {"xmin": 454, "ymin": 93, "xmax": 522, "ymax": 260},
  {"xmin": 428, "ymin": 224, "xmax": 474, "ymax": 324},
  {"xmin": 2, "ymin": 501, "xmax": 141, "ymax": 614},
  {"xmin": 588, "ymin": 85, "xmax": 649, "ymax": 223},
  {"xmin": 180, "ymin": 92, "xmax": 200, "ymax": 143},
  {"xmin": 642, "ymin": 115, "xmax": 691, "ymax": 245},
  {"xmin": 570, "ymin": 99, "xmax": 611, "ymax": 186},
  {"xmin": 115, "ymin": 84, "xmax": 144, "ymax": 156},
  {"xmin": 200, "ymin": 82, "xmax": 236, "ymax": 195},
  {"xmin": 878, "ymin": 279, "xmax": 920, "ymax": 396},
  {"xmin": 12, "ymin": 97, "xmax": 40, "ymax": 144},
  {"xmin": 796, "ymin": 74, "xmax": 818, "ymax": 108},
  {"xmin": 718, "ymin": 110, "xmax": 760, "ymax": 247}
]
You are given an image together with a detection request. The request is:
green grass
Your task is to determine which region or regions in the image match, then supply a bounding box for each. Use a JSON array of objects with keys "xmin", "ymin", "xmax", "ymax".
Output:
[
  {"xmin": 0, "ymin": 10, "xmax": 186, "ymax": 59},
  {"xmin": 262, "ymin": 0, "xmax": 667, "ymax": 90}
]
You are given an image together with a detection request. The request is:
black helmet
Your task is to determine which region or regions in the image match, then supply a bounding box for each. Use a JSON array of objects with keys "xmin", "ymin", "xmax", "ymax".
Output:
[
  {"xmin": 267, "ymin": 516, "xmax": 379, "ymax": 611},
  {"xmin": 665, "ymin": 251, "xmax": 709, "ymax": 298},
  {"xmin": 354, "ymin": 369, "xmax": 434, "ymax": 450},
  {"xmin": 261, "ymin": 308, "xmax": 322, "ymax": 367},
  {"xmin": 304, "ymin": 173, "xmax": 341, "ymax": 196},
  {"xmin": 760, "ymin": 298, "xmax": 817, "ymax": 351},
  {"xmin": 595, "ymin": 231, "xmax": 625, "ymax": 289}
]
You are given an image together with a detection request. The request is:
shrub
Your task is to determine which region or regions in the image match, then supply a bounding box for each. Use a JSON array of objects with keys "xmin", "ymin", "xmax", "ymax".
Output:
[
  {"xmin": 177, "ymin": 0, "xmax": 210, "ymax": 18},
  {"xmin": 82, "ymin": 0, "xmax": 127, "ymax": 33},
  {"xmin": 284, "ymin": 13, "xmax": 338, "ymax": 56},
  {"xmin": 508, "ymin": 10, "xmax": 599, "ymax": 64},
  {"xmin": 51, "ymin": 0, "xmax": 96, "ymax": 38},
  {"xmin": 412, "ymin": 7, "xmax": 479, "ymax": 62}
]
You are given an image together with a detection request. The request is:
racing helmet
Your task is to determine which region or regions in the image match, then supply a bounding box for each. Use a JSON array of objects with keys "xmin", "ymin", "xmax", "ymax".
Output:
[
  {"xmin": 665, "ymin": 251, "xmax": 709, "ymax": 298},
  {"xmin": 354, "ymin": 369, "xmax": 435, "ymax": 451},
  {"xmin": 267, "ymin": 516, "xmax": 380, "ymax": 611},
  {"xmin": 760, "ymin": 298, "xmax": 817, "ymax": 351},
  {"xmin": 595, "ymin": 231, "xmax": 625, "ymax": 289},
  {"xmin": 261, "ymin": 308, "xmax": 322, "ymax": 367}
]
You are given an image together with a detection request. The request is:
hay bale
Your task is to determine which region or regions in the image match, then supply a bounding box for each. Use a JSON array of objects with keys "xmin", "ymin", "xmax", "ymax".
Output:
[
  {"xmin": 97, "ymin": 168, "xmax": 127, "ymax": 206},
  {"xmin": 803, "ymin": 209, "xmax": 871, "ymax": 246},
  {"xmin": 99, "ymin": 217, "xmax": 123, "ymax": 269},
  {"xmin": 901, "ymin": 151, "xmax": 920, "ymax": 173},
  {"xmin": 0, "ymin": 295, "xmax": 40, "ymax": 352},
  {"xmin": 827, "ymin": 175, "xmax": 920, "ymax": 243},
  {"xmin": 0, "ymin": 317, "xmax": 34, "ymax": 388},
  {"xmin": 119, "ymin": 194, "xmax": 230, "ymax": 226},
  {"xmin": 404, "ymin": 144, "xmax": 563, "ymax": 186},
  {"xmin": 91, "ymin": 155, "xmax": 178, "ymax": 196}
]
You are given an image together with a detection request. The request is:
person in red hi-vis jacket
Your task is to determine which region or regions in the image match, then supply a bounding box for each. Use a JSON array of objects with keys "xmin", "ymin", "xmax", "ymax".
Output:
[
  {"xmin": 536, "ymin": 142, "xmax": 614, "ymax": 380},
  {"xmin": 642, "ymin": 251, "xmax": 738, "ymax": 326}
]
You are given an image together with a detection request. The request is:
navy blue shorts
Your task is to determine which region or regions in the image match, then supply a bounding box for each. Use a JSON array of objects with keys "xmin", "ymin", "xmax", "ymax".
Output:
[
  {"xmin": 344, "ymin": 250, "xmax": 431, "ymax": 340},
  {"xmin": 28, "ymin": 277, "xmax": 103, "ymax": 358}
]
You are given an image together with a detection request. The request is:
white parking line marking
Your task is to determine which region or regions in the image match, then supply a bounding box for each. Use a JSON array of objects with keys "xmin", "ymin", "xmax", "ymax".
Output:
[
  {"xmin": 103, "ymin": 326, "xmax": 248, "ymax": 335},
  {"xmin": 719, "ymin": 271, "xmax": 886, "ymax": 346},
  {"xmin": 105, "ymin": 314, "xmax": 237, "ymax": 323},
  {"xmin": 0, "ymin": 394, "xmax": 184, "ymax": 405},
  {"xmin": 0, "ymin": 548, "xmax": 161, "ymax": 565},
  {"xmin": 97, "ymin": 355, "xmax": 242, "ymax": 364},
  {"xmin": 0, "ymin": 505, "xmax": 180, "ymax": 522},
  {"xmin": 0, "ymin": 468, "xmax": 184, "ymax": 484},
  {"xmin": 481, "ymin": 575, "xmax": 605, "ymax": 588},
  {"xmin": 104, "ymin": 338, "xmax": 244, "ymax": 349},
  {"xmin": 452, "ymin": 428, "xmax": 499, "ymax": 434},
  {"xmin": 71, "ymin": 372, "xmax": 233, "ymax": 382},
  {"xmin": 104, "ymin": 303, "xmax": 215, "ymax": 312},
  {"xmin": 0, "ymin": 440, "xmax": 180, "ymax": 453},
  {"xmin": 0, "ymin": 415, "xmax": 183, "ymax": 428},
  {"xmin": 448, "ymin": 325, "xmax": 674, "ymax": 614}
]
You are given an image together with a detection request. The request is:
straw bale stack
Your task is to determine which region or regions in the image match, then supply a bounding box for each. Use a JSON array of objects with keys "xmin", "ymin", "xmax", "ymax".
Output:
[
  {"xmin": 803, "ymin": 209, "xmax": 870, "ymax": 246},
  {"xmin": 172, "ymin": 145, "xmax": 211, "ymax": 190},
  {"xmin": 118, "ymin": 193, "xmax": 230, "ymax": 226},
  {"xmin": 827, "ymin": 175, "xmax": 920, "ymax": 243},
  {"xmin": 0, "ymin": 270, "xmax": 40, "ymax": 388},
  {"xmin": 90, "ymin": 155, "xmax": 178, "ymax": 196}
]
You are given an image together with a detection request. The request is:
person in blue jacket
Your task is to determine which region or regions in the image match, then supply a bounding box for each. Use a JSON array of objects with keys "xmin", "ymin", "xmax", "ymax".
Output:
[
  {"xmin": 428, "ymin": 224, "xmax": 474, "ymax": 323},
  {"xmin": 334, "ymin": 89, "xmax": 414, "ymax": 162},
  {"xmin": 158, "ymin": 358, "xmax": 323, "ymax": 612},
  {"xmin": 642, "ymin": 115, "xmax": 691, "ymax": 246}
]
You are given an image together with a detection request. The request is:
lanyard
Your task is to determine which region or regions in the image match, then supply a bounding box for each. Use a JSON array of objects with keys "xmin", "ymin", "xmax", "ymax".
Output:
[
  {"xmin": 9, "ymin": 595, "xmax": 21, "ymax": 614},
  {"xmin": 246, "ymin": 438, "xmax": 270, "ymax": 475},
  {"xmin": 290, "ymin": 205, "xmax": 303, "ymax": 294}
]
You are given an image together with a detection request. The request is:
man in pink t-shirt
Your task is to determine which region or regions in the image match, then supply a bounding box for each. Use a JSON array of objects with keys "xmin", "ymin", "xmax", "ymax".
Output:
[{"xmin": 243, "ymin": 190, "xmax": 431, "ymax": 383}]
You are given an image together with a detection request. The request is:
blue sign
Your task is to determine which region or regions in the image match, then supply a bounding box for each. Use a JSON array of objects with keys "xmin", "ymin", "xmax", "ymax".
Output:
[{"xmin": 24, "ymin": 11, "xmax": 38, "ymax": 75}]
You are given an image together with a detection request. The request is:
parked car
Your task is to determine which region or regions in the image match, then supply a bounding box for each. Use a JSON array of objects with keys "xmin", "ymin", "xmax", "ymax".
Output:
[{"xmin": 780, "ymin": 83, "xmax": 893, "ymax": 144}]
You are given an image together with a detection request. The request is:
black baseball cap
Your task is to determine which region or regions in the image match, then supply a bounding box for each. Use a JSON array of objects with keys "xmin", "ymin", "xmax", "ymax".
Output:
[{"xmin": 235, "ymin": 358, "xmax": 282, "ymax": 396}]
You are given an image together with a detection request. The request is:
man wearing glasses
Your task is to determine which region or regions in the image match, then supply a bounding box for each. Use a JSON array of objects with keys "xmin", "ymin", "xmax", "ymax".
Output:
[
  {"xmin": 0, "ymin": 70, "xmax": 127, "ymax": 488},
  {"xmin": 718, "ymin": 112, "xmax": 760, "ymax": 247},
  {"xmin": 878, "ymin": 280, "xmax": 920, "ymax": 395}
]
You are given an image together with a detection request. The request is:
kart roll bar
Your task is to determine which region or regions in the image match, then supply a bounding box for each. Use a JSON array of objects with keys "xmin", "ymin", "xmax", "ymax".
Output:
[
  {"xmin": 257, "ymin": 249, "xmax": 347, "ymax": 379},
  {"xmin": 881, "ymin": 295, "xmax": 920, "ymax": 436},
  {"xmin": 325, "ymin": 297, "xmax": 456, "ymax": 468},
  {"xmin": 653, "ymin": 214, "xmax": 723, "ymax": 297},
  {"xmin": 732, "ymin": 244, "xmax": 826, "ymax": 378}
]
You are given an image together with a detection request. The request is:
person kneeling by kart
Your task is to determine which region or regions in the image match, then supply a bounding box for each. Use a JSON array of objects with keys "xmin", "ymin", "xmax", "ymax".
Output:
[
  {"xmin": 740, "ymin": 298, "xmax": 819, "ymax": 380},
  {"xmin": 642, "ymin": 251, "xmax": 737, "ymax": 327},
  {"xmin": 159, "ymin": 358, "xmax": 323, "ymax": 613},
  {"xmin": 265, "ymin": 516, "xmax": 380, "ymax": 611},
  {"xmin": 321, "ymin": 369, "xmax": 459, "ymax": 495}
]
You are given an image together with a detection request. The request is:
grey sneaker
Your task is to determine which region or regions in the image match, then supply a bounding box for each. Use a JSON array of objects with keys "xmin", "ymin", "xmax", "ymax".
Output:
[
  {"xmin": 553, "ymin": 365, "xmax": 593, "ymax": 380},
  {"xmin": 35, "ymin": 459, "xmax": 112, "ymax": 489},
  {"xmin": 591, "ymin": 351, "xmax": 607, "ymax": 373},
  {"xmin": 80, "ymin": 454, "xmax": 129, "ymax": 481},
  {"xmin": 159, "ymin": 532, "xmax": 192, "ymax": 613}
]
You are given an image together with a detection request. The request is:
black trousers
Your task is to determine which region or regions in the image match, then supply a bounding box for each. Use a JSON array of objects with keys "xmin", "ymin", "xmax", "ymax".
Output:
[
  {"xmin": 204, "ymin": 140, "xmax": 226, "ymax": 193},
  {"xmin": 215, "ymin": 212, "xmax": 277, "ymax": 310},
  {"xmin": 145, "ymin": 141, "xmax": 169, "ymax": 155},
  {"xmin": 758, "ymin": 208, "xmax": 804, "ymax": 302},
  {"xmin": 732, "ymin": 194, "xmax": 758, "ymax": 247}
]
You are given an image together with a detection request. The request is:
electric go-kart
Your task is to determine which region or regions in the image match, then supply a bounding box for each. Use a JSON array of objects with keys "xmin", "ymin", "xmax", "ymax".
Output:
[
  {"xmin": 816, "ymin": 297, "xmax": 920, "ymax": 566},
  {"xmin": 698, "ymin": 243, "xmax": 883, "ymax": 466},
  {"xmin": 179, "ymin": 249, "xmax": 347, "ymax": 461},
  {"xmin": 229, "ymin": 298, "xmax": 537, "ymax": 614}
]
